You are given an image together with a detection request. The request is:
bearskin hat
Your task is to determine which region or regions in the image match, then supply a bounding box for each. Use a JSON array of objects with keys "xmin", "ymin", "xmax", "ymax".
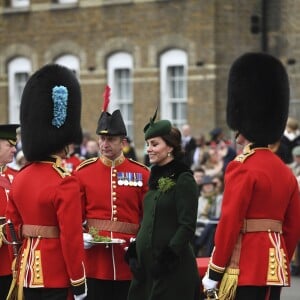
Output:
[
  {"xmin": 227, "ymin": 52, "xmax": 289, "ymax": 145},
  {"xmin": 20, "ymin": 64, "xmax": 82, "ymax": 161}
]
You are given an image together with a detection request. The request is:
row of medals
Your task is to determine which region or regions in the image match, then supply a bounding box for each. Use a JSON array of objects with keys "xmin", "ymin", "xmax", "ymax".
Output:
[{"xmin": 117, "ymin": 172, "xmax": 143, "ymax": 187}]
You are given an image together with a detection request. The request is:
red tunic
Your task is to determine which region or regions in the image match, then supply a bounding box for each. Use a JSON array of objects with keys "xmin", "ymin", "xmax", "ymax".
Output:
[
  {"xmin": 74, "ymin": 155, "xmax": 149, "ymax": 280},
  {"xmin": 6, "ymin": 159, "xmax": 85, "ymax": 289},
  {"xmin": 0, "ymin": 166, "xmax": 18, "ymax": 276},
  {"xmin": 63, "ymin": 153, "xmax": 83, "ymax": 174},
  {"xmin": 209, "ymin": 146, "xmax": 300, "ymax": 286}
]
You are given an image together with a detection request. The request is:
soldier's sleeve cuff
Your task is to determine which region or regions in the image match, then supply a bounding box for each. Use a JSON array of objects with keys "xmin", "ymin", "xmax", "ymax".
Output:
[
  {"xmin": 208, "ymin": 261, "xmax": 225, "ymax": 281},
  {"xmin": 70, "ymin": 276, "xmax": 86, "ymax": 296}
]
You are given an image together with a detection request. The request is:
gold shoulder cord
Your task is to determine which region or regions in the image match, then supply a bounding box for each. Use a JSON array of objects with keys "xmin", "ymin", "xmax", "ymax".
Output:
[
  {"xmin": 76, "ymin": 157, "xmax": 98, "ymax": 171},
  {"xmin": 128, "ymin": 158, "xmax": 149, "ymax": 170},
  {"xmin": 52, "ymin": 164, "xmax": 70, "ymax": 178},
  {"xmin": 234, "ymin": 144, "xmax": 255, "ymax": 163}
]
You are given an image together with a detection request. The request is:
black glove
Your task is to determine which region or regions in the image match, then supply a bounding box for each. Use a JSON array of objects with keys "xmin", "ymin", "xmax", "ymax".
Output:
[
  {"xmin": 151, "ymin": 246, "xmax": 179, "ymax": 279},
  {"xmin": 124, "ymin": 241, "xmax": 145, "ymax": 282},
  {"xmin": 124, "ymin": 240, "xmax": 137, "ymax": 263}
]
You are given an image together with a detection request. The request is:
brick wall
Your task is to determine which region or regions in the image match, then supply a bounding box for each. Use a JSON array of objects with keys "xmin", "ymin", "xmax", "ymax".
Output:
[{"xmin": 0, "ymin": 0, "xmax": 298, "ymax": 159}]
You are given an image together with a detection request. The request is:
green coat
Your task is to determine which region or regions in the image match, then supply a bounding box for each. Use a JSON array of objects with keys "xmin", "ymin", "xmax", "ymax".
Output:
[{"xmin": 127, "ymin": 160, "xmax": 199, "ymax": 300}]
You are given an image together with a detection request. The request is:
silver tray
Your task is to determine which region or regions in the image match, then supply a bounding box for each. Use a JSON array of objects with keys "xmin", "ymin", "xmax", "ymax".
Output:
[{"xmin": 88, "ymin": 238, "xmax": 126, "ymax": 245}]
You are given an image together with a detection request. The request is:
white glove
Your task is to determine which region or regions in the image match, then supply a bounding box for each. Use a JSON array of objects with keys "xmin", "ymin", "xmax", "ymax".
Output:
[
  {"xmin": 74, "ymin": 293, "xmax": 87, "ymax": 300},
  {"xmin": 73, "ymin": 279, "xmax": 87, "ymax": 300},
  {"xmin": 202, "ymin": 273, "xmax": 218, "ymax": 290},
  {"xmin": 83, "ymin": 233, "xmax": 93, "ymax": 249},
  {"xmin": 124, "ymin": 237, "xmax": 136, "ymax": 251}
]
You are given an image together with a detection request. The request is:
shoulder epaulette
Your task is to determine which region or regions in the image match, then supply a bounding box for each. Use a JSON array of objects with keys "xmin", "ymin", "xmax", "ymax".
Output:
[
  {"xmin": 76, "ymin": 157, "xmax": 99, "ymax": 171},
  {"xmin": 234, "ymin": 146, "xmax": 255, "ymax": 163},
  {"xmin": 128, "ymin": 158, "xmax": 149, "ymax": 170},
  {"xmin": 52, "ymin": 164, "xmax": 71, "ymax": 178}
]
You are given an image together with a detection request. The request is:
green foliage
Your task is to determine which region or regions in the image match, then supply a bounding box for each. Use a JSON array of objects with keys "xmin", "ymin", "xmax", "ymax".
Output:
[
  {"xmin": 158, "ymin": 177, "xmax": 175, "ymax": 193},
  {"xmin": 89, "ymin": 226, "xmax": 111, "ymax": 242}
]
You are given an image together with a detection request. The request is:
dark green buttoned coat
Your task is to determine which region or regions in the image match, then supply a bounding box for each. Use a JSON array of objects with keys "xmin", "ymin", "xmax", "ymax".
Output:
[{"xmin": 127, "ymin": 161, "xmax": 199, "ymax": 300}]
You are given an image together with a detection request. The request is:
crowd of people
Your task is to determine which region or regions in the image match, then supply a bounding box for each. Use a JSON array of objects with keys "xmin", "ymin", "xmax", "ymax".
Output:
[{"xmin": 1, "ymin": 52, "xmax": 300, "ymax": 300}]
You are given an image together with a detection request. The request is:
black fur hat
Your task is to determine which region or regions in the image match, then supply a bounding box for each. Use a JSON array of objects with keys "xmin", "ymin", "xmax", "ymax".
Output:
[
  {"xmin": 227, "ymin": 52, "xmax": 289, "ymax": 144},
  {"xmin": 20, "ymin": 64, "xmax": 82, "ymax": 161}
]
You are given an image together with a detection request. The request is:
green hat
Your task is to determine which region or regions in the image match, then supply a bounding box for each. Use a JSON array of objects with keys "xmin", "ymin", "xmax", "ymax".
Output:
[
  {"xmin": 0, "ymin": 124, "xmax": 19, "ymax": 145},
  {"xmin": 144, "ymin": 109, "xmax": 171, "ymax": 140}
]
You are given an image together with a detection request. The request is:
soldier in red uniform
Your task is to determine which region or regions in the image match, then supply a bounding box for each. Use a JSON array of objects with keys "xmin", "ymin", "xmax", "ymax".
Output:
[
  {"xmin": 74, "ymin": 88, "xmax": 150, "ymax": 300},
  {"xmin": 202, "ymin": 53, "xmax": 300, "ymax": 300},
  {"xmin": 6, "ymin": 64, "xmax": 87, "ymax": 300},
  {"xmin": 62, "ymin": 143, "xmax": 84, "ymax": 174},
  {"xmin": 0, "ymin": 124, "xmax": 19, "ymax": 300}
]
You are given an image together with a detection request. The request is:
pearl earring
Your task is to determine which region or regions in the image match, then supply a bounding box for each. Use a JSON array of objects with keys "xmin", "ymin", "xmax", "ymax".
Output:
[{"xmin": 167, "ymin": 152, "xmax": 171, "ymax": 157}]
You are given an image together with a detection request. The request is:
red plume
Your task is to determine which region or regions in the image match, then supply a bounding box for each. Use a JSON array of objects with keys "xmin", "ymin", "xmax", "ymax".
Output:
[{"xmin": 102, "ymin": 85, "xmax": 111, "ymax": 112}]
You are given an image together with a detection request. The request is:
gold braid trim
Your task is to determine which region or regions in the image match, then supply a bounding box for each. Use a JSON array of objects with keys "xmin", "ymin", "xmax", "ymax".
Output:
[
  {"xmin": 128, "ymin": 158, "xmax": 149, "ymax": 170},
  {"xmin": 17, "ymin": 239, "xmax": 31, "ymax": 299},
  {"xmin": 6, "ymin": 258, "xmax": 19, "ymax": 300},
  {"xmin": 0, "ymin": 224, "xmax": 5, "ymax": 247},
  {"xmin": 70, "ymin": 262, "xmax": 86, "ymax": 287},
  {"xmin": 216, "ymin": 234, "xmax": 242, "ymax": 300},
  {"xmin": 209, "ymin": 261, "xmax": 226, "ymax": 274},
  {"xmin": 218, "ymin": 268, "xmax": 239, "ymax": 300},
  {"xmin": 71, "ymin": 278, "xmax": 86, "ymax": 287},
  {"xmin": 76, "ymin": 157, "xmax": 98, "ymax": 171}
]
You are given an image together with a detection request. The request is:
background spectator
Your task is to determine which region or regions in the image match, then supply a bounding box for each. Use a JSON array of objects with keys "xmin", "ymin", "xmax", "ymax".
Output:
[
  {"xmin": 15, "ymin": 150, "xmax": 27, "ymax": 170},
  {"xmin": 181, "ymin": 124, "xmax": 197, "ymax": 168},
  {"xmin": 85, "ymin": 138, "xmax": 100, "ymax": 159},
  {"xmin": 194, "ymin": 175, "xmax": 222, "ymax": 257},
  {"xmin": 288, "ymin": 145, "xmax": 300, "ymax": 177},
  {"xmin": 200, "ymin": 147, "xmax": 223, "ymax": 177},
  {"xmin": 277, "ymin": 117, "xmax": 300, "ymax": 164},
  {"xmin": 193, "ymin": 167, "xmax": 205, "ymax": 196},
  {"xmin": 123, "ymin": 136, "xmax": 138, "ymax": 161},
  {"xmin": 191, "ymin": 133, "xmax": 208, "ymax": 170}
]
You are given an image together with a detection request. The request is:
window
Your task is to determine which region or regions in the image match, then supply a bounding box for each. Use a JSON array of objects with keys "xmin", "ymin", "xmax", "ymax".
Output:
[
  {"xmin": 8, "ymin": 57, "xmax": 32, "ymax": 123},
  {"xmin": 108, "ymin": 52, "xmax": 133, "ymax": 139},
  {"xmin": 168, "ymin": 65, "xmax": 187, "ymax": 127},
  {"xmin": 57, "ymin": 0, "xmax": 77, "ymax": 4},
  {"xmin": 15, "ymin": 72, "xmax": 28, "ymax": 101},
  {"xmin": 55, "ymin": 54, "xmax": 80, "ymax": 77},
  {"xmin": 288, "ymin": 76, "xmax": 300, "ymax": 122},
  {"xmin": 160, "ymin": 49, "xmax": 188, "ymax": 129},
  {"xmin": 10, "ymin": 0, "xmax": 29, "ymax": 8},
  {"xmin": 289, "ymin": 99, "xmax": 300, "ymax": 122}
]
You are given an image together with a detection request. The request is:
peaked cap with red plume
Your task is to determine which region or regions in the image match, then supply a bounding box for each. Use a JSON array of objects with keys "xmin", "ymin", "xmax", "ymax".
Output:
[{"xmin": 96, "ymin": 85, "xmax": 127, "ymax": 136}]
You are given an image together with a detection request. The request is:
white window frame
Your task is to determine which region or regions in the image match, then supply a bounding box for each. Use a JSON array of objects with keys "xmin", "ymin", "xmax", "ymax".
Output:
[
  {"xmin": 289, "ymin": 99, "xmax": 300, "ymax": 122},
  {"xmin": 8, "ymin": 57, "xmax": 32, "ymax": 123},
  {"xmin": 55, "ymin": 55, "xmax": 80, "ymax": 76},
  {"xmin": 11, "ymin": 0, "xmax": 29, "ymax": 8},
  {"xmin": 108, "ymin": 52, "xmax": 133, "ymax": 138},
  {"xmin": 57, "ymin": 0, "xmax": 78, "ymax": 4},
  {"xmin": 160, "ymin": 49, "xmax": 188, "ymax": 128}
]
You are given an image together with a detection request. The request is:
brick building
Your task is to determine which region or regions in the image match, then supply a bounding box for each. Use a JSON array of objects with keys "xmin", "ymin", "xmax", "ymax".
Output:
[{"xmin": 0, "ymin": 0, "xmax": 300, "ymax": 159}]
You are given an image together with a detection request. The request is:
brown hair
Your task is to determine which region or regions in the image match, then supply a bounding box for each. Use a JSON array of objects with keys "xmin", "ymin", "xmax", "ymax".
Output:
[{"xmin": 161, "ymin": 127, "xmax": 184, "ymax": 160}]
